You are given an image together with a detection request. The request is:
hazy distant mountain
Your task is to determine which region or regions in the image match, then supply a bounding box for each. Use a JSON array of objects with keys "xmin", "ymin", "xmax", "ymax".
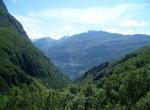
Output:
[
  {"xmin": 33, "ymin": 37, "xmax": 56, "ymax": 51},
  {"xmin": 33, "ymin": 31, "xmax": 150, "ymax": 79}
]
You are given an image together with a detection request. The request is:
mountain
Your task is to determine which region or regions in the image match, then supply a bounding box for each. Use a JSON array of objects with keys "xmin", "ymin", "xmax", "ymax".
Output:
[
  {"xmin": 0, "ymin": 0, "xmax": 69, "ymax": 92},
  {"xmin": 80, "ymin": 45, "xmax": 150, "ymax": 82},
  {"xmin": 0, "ymin": 0, "xmax": 7, "ymax": 12},
  {"xmin": 33, "ymin": 37, "xmax": 56, "ymax": 52},
  {"xmin": 75, "ymin": 45, "xmax": 150, "ymax": 109},
  {"xmin": 1, "ymin": 1, "xmax": 150, "ymax": 109},
  {"xmin": 33, "ymin": 31, "xmax": 150, "ymax": 79}
]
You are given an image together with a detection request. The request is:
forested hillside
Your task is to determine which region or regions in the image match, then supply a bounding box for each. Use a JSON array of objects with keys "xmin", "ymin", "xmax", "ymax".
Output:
[
  {"xmin": 0, "ymin": 0, "xmax": 69, "ymax": 92},
  {"xmin": 76, "ymin": 45, "xmax": 150, "ymax": 109},
  {"xmin": 0, "ymin": 0, "xmax": 71, "ymax": 109},
  {"xmin": 1, "ymin": 0, "xmax": 150, "ymax": 109},
  {"xmin": 2, "ymin": 45, "xmax": 150, "ymax": 110}
]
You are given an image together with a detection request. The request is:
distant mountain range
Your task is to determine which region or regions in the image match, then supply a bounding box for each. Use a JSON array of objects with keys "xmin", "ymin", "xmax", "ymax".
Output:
[{"xmin": 33, "ymin": 31, "xmax": 150, "ymax": 79}]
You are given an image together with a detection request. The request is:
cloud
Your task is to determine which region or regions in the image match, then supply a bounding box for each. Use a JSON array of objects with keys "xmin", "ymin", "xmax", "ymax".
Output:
[
  {"xmin": 12, "ymin": 3, "xmax": 149, "ymax": 39},
  {"xmin": 62, "ymin": 25, "xmax": 75, "ymax": 35},
  {"xmin": 63, "ymin": 25, "xmax": 73, "ymax": 31},
  {"xmin": 27, "ymin": 5, "xmax": 131, "ymax": 25},
  {"xmin": 105, "ymin": 28, "xmax": 118, "ymax": 33},
  {"xmin": 14, "ymin": 15, "xmax": 50, "ymax": 38},
  {"xmin": 122, "ymin": 19, "xmax": 148, "ymax": 27}
]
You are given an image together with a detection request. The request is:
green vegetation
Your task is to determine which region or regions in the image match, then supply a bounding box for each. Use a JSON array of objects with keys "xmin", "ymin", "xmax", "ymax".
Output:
[
  {"xmin": 2, "ymin": 68, "xmax": 150, "ymax": 110},
  {"xmin": 1, "ymin": 0, "xmax": 150, "ymax": 109},
  {"xmin": 0, "ymin": 0, "xmax": 69, "ymax": 91},
  {"xmin": 76, "ymin": 46, "xmax": 150, "ymax": 109}
]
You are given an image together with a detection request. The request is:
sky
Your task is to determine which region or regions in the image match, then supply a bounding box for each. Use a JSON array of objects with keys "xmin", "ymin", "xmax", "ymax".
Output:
[{"xmin": 4, "ymin": 0, "xmax": 150, "ymax": 39}]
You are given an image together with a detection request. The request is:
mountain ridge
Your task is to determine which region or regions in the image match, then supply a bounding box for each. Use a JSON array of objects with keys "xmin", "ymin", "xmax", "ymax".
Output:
[
  {"xmin": 0, "ymin": 0, "xmax": 8, "ymax": 12},
  {"xmin": 0, "ymin": 0, "xmax": 28, "ymax": 37},
  {"xmin": 33, "ymin": 31, "xmax": 150, "ymax": 79},
  {"xmin": 1, "ymin": 0, "xmax": 150, "ymax": 109},
  {"xmin": 0, "ymin": 0, "xmax": 70, "ymax": 91}
]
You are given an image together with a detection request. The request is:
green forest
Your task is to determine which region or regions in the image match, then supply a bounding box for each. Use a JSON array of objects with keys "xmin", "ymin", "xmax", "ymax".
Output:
[
  {"xmin": 1, "ymin": 46, "xmax": 150, "ymax": 110},
  {"xmin": 1, "ymin": 0, "xmax": 150, "ymax": 110}
]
